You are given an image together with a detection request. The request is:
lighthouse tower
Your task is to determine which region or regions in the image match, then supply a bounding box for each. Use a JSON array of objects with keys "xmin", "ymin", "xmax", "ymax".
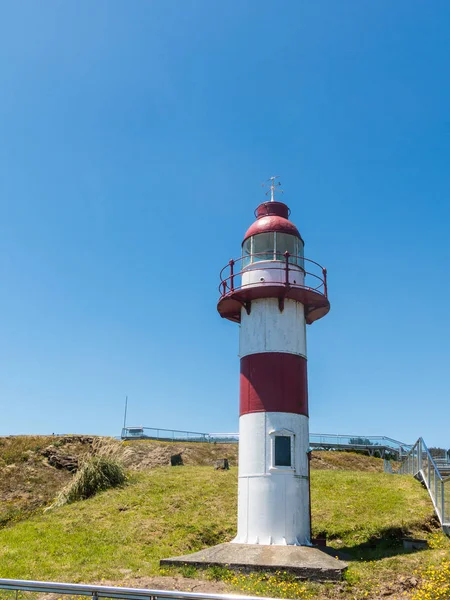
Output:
[{"xmin": 217, "ymin": 178, "xmax": 330, "ymax": 547}]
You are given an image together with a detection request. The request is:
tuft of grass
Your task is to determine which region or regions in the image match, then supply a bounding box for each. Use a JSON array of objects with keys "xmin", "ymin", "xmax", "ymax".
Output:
[
  {"xmin": 178, "ymin": 565, "xmax": 198, "ymax": 579},
  {"xmin": 49, "ymin": 456, "xmax": 126, "ymax": 508},
  {"xmin": 205, "ymin": 565, "xmax": 231, "ymax": 581}
]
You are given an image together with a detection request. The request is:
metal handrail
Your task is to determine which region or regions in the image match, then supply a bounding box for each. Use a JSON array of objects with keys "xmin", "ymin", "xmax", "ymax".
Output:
[
  {"xmin": 0, "ymin": 578, "xmax": 274, "ymax": 600},
  {"xmin": 123, "ymin": 427, "xmax": 209, "ymax": 437},
  {"xmin": 121, "ymin": 427, "xmax": 234, "ymax": 443},
  {"xmin": 218, "ymin": 253, "xmax": 328, "ymax": 299},
  {"xmin": 398, "ymin": 437, "xmax": 450, "ymax": 529},
  {"xmin": 310, "ymin": 433, "xmax": 410, "ymax": 445},
  {"xmin": 309, "ymin": 434, "xmax": 411, "ymax": 454},
  {"xmin": 120, "ymin": 428, "xmax": 411, "ymax": 457}
]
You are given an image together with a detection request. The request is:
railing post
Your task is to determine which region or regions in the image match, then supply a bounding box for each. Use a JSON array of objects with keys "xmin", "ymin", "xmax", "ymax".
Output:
[
  {"xmin": 442, "ymin": 482, "xmax": 445, "ymax": 524},
  {"xmin": 222, "ymin": 281, "xmax": 227, "ymax": 295},
  {"xmin": 284, "ymin": 251, "xmax": 290, "ymax": 285},
  {"xmin": 415, "ymin": 443, "xmax": 419, "ymax": 475},
  {"xmin": 323, "ymin": 268, "xmax": 328, "ymax": 297},
  {"xmin": 229, "ymin": 259, "xmax": 235, "ymax": 292},
  {"xmin": 435, "ymin": 475, "xmax": 439, "ymax": 511},
  {"xmin": 418, "ymin": 439, "xmax": 422, "ymax": 474}
]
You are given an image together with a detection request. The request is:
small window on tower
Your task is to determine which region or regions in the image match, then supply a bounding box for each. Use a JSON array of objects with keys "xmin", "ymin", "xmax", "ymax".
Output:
[{"xmin": 274, "ymin": 435, "xmax": 292, "ymax": 467}]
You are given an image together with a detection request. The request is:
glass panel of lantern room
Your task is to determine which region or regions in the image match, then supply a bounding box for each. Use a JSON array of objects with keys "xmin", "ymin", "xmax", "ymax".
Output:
[
  {"xmin": 275, "ymin": 233, "xmax": 297, "ymax": 264},
  {"xmin": 242, "ymin": 237, "xmax": 252, "ymax": 267},
  {"xmin": 297, "ymin": 239, "xmax": 305, "ymax": 269},
  {"xmin": 252, "ymin": 232, "xmax": 275, "ymax": 262}
]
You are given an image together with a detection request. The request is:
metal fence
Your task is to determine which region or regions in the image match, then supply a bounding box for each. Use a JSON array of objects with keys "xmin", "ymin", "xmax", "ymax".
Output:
[
  {"xmin": 218, "ymin": 252, "xmax": 328, "ymax": 299},
  {"xmin": 398, "ymin": 437, "xmax": 450, "ymax": 530},
  {"xmin": 121, "ymin": 428, "xmax": 410, "ymax": 458},
  {"xmin": 121, "ymin": 428, "xmax": 238, "ymax": 443},
  {"xmin": 309, "ymin": 434, "xmax": 411, "ymax": 458},
  {"xmin": 0, "ymin": 578, "xmax": 273, "ymax": 600}
]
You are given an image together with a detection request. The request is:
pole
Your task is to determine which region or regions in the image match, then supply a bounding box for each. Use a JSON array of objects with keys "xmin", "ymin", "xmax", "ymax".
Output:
[{"xmin": 123, "ymin": 396, "xmax": 128, "ymax": 430}]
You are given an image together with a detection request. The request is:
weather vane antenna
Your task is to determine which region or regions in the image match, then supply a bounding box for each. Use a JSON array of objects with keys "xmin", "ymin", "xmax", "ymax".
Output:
[{"xmin": 262, "ymin": 175, "xmax": 283, "ymax": 202}]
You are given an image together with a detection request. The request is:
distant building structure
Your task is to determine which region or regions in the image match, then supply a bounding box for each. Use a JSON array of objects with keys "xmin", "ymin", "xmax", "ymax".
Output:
[{"xmin": 123, "ymin": 426, "xmax": 145, "ymax": 439}]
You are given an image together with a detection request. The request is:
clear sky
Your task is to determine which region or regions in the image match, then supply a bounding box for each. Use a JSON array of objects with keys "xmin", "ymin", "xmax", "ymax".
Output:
[{"xmin": 1, "ymin": 1, "xmax": 449, "ymax": 447}]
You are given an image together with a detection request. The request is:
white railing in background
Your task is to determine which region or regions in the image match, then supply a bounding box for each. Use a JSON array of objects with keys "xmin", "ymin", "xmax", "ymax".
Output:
[
  {"xmin": 309, "ymin": 433, "xmax": 411, "ymax": 458},
  {"xmin": 121, "ymin": 428, "xmax": 410, "ymax": 458},
  {"xmin": 398, "ymin": 437, "xmax": 450, "ymax": 531},
  {"xmin": 120, "ymin": 427, "xmax": 239, "ymax": 443},
  {"xmin": 0, "ymin": 578, "xmax": 273, "ymax": 600}
]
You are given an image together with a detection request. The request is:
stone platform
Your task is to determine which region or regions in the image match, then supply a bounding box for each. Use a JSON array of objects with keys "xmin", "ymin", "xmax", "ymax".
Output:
[{"xmin": 160, "ymin": 543, "xmax": 348, "ymax": 581}]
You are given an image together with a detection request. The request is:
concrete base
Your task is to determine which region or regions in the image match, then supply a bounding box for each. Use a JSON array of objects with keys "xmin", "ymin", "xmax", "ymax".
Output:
[{"xmin": 160, "ymin": 543, "xmax": 348, "ymax": 581}]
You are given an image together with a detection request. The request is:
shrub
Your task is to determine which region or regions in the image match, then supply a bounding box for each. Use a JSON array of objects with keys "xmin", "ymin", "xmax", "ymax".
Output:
[{"xmin": 49, "ymin": 456, "xmax": 126, "ymax": 509}]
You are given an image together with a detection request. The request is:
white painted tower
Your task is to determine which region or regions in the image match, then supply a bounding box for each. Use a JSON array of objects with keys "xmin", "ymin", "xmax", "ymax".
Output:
[{"xmin": 217, "ymin": 178, "xmax": 330, "ymax": 546}]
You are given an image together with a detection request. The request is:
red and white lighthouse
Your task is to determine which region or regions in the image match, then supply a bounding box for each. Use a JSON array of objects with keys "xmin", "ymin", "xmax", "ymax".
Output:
[{"xmin": 217, "ymin": 178, "xmax": 330, "ymax": 546}]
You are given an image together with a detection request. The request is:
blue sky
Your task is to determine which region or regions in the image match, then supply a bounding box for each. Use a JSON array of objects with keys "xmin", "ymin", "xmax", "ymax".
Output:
[{"xmin": 0, "ymin": 1, "xmax": 449, "ymax": 446}]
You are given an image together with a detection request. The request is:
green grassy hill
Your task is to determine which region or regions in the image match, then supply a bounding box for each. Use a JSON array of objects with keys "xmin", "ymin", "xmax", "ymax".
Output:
[{"xmin": 0, "ymin": 437, "xmax": 448, "ymax": 600}]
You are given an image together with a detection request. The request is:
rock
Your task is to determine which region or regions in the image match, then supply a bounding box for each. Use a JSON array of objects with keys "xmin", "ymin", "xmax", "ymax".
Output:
[
  {"xmin": 48, "ymin": 454, "xmax": 78, "ymax": 472},
  {"xmin": 40, "ymin": 447, "xmax": 79, "ymax": 472},
  {"xmin": 170, "ymin": 453, "xmax": 183, "ymax": 466},
  {"xmin": 402, "ymin": 537, "xmax": 428, "ymax": 551},
  {"xmin": 214, "ymin": 458, "xmax": 229, "ymax": 470}
]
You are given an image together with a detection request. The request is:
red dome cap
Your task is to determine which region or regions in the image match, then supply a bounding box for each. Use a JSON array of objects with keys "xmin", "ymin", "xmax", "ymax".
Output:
[{"xmin": 243, "ymin": 201, "xmax": 303, "ymax": 244}]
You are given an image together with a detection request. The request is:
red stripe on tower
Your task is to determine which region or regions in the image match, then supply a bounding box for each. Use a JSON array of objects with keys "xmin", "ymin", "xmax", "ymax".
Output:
[{"xmin": 240, "ymin": 352, "xmax": 308, "ymax": 416}]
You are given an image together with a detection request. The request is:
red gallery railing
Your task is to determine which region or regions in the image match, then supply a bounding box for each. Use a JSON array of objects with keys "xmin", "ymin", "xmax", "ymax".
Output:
[{"xmin": 218, "ymin": 252, "xmax": 328, "ymax": 299}]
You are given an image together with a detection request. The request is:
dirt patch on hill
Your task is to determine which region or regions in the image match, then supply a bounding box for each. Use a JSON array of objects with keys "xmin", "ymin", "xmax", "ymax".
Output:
[
  {"xmin": 0, "ymin": 436, "xmax": 97, "ymax": 524},
  {"xmin": 36, "ymin": 575, "xmax": 231, "ymax": 600},
  {"xmin": 109, "ymin": 439, "xmax": 239, "ymax": 470},
  {"xmin": 311, "ymin": 450, "xmax": 397, "ymax": 472}
]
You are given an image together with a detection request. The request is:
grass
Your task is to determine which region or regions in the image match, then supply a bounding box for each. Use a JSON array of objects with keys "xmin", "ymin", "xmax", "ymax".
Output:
[
  {"xmin": 0, "ymin": 436, "xmax": 57, "ymax": 465},
  {"xmin": 120, "ymin": 438, "xmax": 239, "ymax": 468},
  {"xmin": 311, "ymin": 450, "xmax": 398, "ymax": 472},
  {"xmin": 49, "ymin": 456, "xmax": 126, "ymax": 508},
  {"xmin": 311, "ymin": 470, "xmax": 433, "ymax": 548},
  {"xmin": 0, "ymin": 467, "xmax": 237, "ymax": 581},
  {"xmin": 0, "ymin": 438, "xmax": 447, "ymax": 599},
  {"xmin": 0, "ymin": 435, "xmax": 96, "ymax": 527},
  {"xmin": 0, "ymin": 462, "xmax": 444, "ymax": 599}
]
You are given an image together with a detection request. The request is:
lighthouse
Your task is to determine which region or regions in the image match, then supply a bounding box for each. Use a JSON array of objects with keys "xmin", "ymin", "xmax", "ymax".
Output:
[
  {"xmin": 162, "ymin": 180, "xmax": 344, "ymax": 577},
  {"xmin": 217, "ymin": 177, "xmax": 330, "ymax": 547}
]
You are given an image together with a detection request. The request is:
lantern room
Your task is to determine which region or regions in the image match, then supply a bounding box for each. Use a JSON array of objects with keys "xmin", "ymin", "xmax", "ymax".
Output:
[
  {"xmin": 217, "ymin": 198, "xmax": 330, "ymax": 325},
  {"xmin": 242, "ymin": 200, "xmax": 304, "ymax": 267}
]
